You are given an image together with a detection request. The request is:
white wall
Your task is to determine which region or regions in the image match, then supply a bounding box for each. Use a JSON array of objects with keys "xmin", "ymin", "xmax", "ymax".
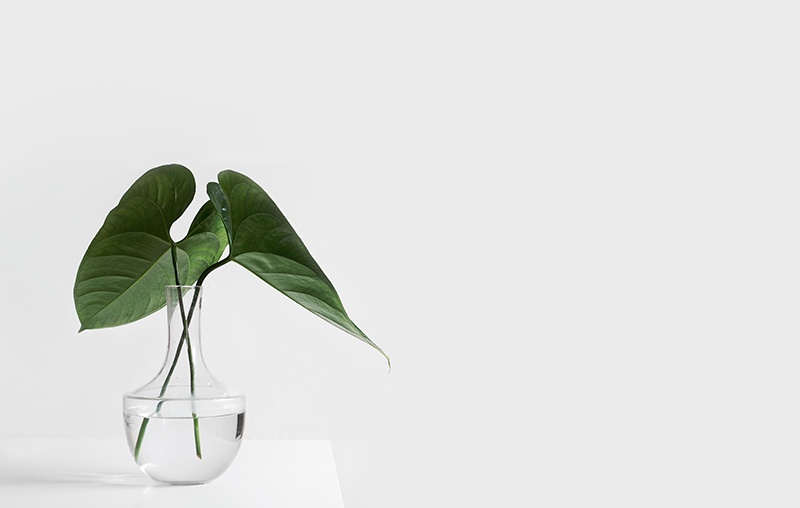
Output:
[{"xmin": 1, "ymin": 1, "xmax": 798, "ymax": 507}]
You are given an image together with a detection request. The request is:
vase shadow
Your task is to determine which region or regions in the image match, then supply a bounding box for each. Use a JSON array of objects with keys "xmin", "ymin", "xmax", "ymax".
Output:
[{"xmin": 0, "ymin": 470, "xmax": 152, "ymax": 488}]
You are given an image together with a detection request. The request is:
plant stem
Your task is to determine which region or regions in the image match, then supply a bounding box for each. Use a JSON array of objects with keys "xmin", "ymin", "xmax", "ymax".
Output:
[
  {"xmin": 133, "ymin": 250, "xmax": 229, "ymax": 462},
  {"xmin": 197, "ymin": 257, "xmax": 230, "ymax": 286},
  {"xmin": 171, "ymin": 248, "xmax": 202, "ymax": 460},
  {"xmin": 133, "ymin": 417, "xmax": 149, "ymax": 462}
]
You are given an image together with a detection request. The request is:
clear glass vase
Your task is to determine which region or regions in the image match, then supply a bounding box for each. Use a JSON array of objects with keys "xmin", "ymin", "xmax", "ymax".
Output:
[{"xmin": 122, "ymin": 285, "xmax": 246, "ymax": 484}]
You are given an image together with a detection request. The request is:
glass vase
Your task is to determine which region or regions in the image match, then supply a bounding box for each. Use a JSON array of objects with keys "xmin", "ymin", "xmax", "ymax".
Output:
[{"xmin": 122, "ymin": 285, "xmax": 246, "ymax": 484}]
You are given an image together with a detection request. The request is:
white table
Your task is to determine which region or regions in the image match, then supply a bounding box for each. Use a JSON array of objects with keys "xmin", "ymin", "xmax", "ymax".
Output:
[{"xmin": 0, "ymin": 439, "xmax": 344, "ymax": 507}]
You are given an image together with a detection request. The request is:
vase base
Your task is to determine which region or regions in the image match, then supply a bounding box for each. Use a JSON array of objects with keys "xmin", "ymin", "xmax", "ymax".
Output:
[{"xmin": 124, "ymin": 412, "xmax": 245, "ymax": 484}]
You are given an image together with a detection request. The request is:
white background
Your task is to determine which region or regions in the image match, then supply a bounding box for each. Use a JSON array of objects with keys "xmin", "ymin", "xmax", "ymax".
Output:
[{"xmin": 0, "ymin": 1, "xmax": 798, "ymax": 506}]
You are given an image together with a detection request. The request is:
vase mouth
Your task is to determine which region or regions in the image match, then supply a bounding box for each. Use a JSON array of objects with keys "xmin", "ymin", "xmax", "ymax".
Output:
[{"xmin": 165, "ymin": 285, "xmax": 203, "ymax": 289}]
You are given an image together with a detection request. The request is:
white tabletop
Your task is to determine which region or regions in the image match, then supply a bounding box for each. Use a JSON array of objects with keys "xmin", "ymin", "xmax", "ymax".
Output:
[{"xmin": 0, "ymin": 438, "xmax": 344, "ymax": 508}]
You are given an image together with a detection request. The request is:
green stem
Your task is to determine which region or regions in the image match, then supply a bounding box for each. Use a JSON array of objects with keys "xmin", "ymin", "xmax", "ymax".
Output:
[
  {"xmin": 133, "ymin": 417, "xmax": 149, "ymax": 462},
  {"xmin": 170, "ymin": 246, "xmax": 202, "ymax": 460},
  {"xmin": 197, "ymin": 257, "xmax": 230, "ymax": 286},
  {"xmin": 194, "ymin": 413, "xmax": 202, "ymax": 459},
  {"xmin": 133, "ymin": 251, "xmax": 230, "ymax": 463}
]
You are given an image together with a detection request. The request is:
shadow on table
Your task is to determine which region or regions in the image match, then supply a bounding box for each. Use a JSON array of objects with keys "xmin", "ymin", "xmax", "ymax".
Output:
[{"xmin": 0, "ymin": 470, "xmax": 153, "ymax": 488}]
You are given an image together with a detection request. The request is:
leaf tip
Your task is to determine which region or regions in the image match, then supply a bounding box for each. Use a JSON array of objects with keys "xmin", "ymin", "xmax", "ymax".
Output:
[
  {"xmin": 378, "ymin": 349, "xmax": 391, "ymax": 373},
  {"xmin": 376, "ymin": 348, "xmax": 390, "ymax": 373}
]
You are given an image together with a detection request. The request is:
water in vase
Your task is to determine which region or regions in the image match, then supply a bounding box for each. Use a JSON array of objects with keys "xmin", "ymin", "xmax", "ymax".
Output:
[{"xmin": 124, "ymin": 412, "xmax": 245, "ymax": 484}]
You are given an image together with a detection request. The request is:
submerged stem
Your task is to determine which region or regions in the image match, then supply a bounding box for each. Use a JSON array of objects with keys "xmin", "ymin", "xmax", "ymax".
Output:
[
  {"xmin": 133, "ymin": 248, "xmax": 230, "ymax": 463},
  {"xmin": 133, "ymin": 417, "xmax": 149, "ymax": 462},
  {"xmin": 172, "ymin": 255, "xmax": 202, "ymax": 460}
]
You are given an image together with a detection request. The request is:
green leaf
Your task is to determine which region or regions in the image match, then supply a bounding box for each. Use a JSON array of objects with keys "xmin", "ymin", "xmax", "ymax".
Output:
[
  {"xmin": 177, "ymin": 200, "xmax": 229, "ymax": 284},
  {"xmin": 215, "ymin": 170, "xmax": 389, "ymax": 366},
  {"xmin": 74, "ymin": 165, "xmax": 197, "ymax": 331},
  {"xmin": 207, "ymin": 182, "xmax": 233, "ymax": 246},
  {"xmin": 119, "ymin": 163, "xmax": 195, "ymax": 237}
]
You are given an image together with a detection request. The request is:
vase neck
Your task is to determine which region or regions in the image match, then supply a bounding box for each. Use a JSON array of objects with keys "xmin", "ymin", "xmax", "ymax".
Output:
[{"xmin": 162, "ymin": 285, "xmax": 207, "ymax": 380}]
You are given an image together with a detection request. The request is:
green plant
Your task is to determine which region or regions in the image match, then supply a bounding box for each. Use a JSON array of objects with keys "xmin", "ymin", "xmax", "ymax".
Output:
[{"xmin": 74, "ymin": 164, "xmax": 388, "ymax": 460}]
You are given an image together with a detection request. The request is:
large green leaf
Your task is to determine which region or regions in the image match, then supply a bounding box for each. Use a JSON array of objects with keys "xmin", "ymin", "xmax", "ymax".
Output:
[
  {"xmin": 177, "ymin": 200, "xmax": 229, "ymax": 284},
  {"xmin": 213, "ymin": 170, "xmax": 389, "ymax": 365},
  {"xmin": 119, "ymin": 163, "xmax": 195, "ymax": 233},
  {"xmin": 207, "ymin": 182, "xmax": 233, "ymax": 246},
  {"xmin": 74, "ymin": 165, "xmax": 196, "ymax": 331}
]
